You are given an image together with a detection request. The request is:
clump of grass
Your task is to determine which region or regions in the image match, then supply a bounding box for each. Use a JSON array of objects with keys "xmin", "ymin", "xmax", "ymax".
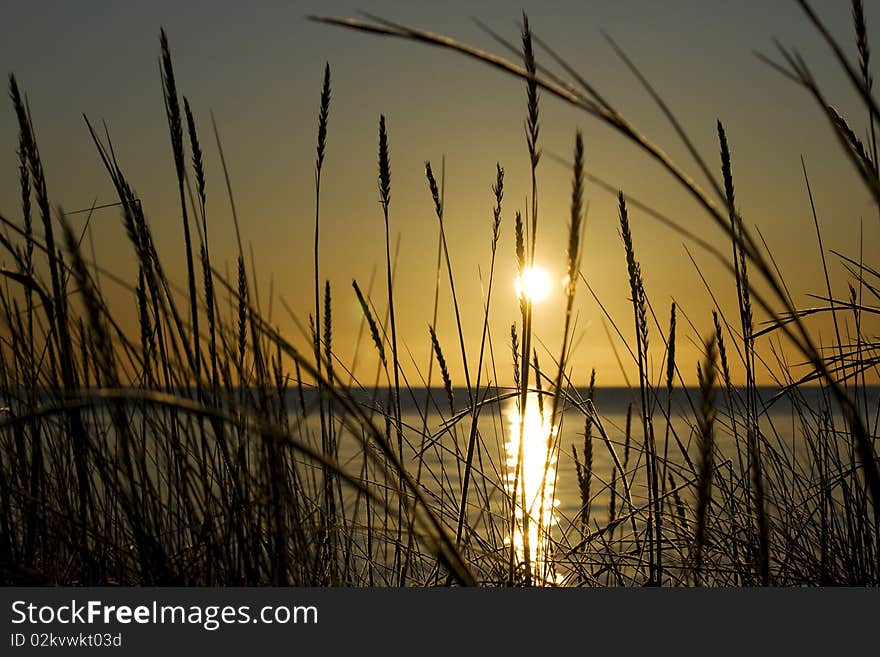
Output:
[
  {"xmin": 618, "ymin": 191, "xmax": 662, "ymax": 584},
  {"xmin": 573, "ymin": 369, "xmax": 596, "ymax": 528},
  {"xmin": 693, "ymin": 336, "xmax": 717, "ymax": 586},
  {"xmin": 160, "ymin": 29, "xmax": 201, "ymax": 384},
  {"xmin": 429, "ymin": 326, "xmax": 454, "ymax": 416},
  {"xmin": 352, "ymin": 279, "xmax": 385, "ymax": 367}
]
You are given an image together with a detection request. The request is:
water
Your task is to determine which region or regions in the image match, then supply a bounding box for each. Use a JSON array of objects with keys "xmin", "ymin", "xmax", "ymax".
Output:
[
  {"xmin": 294, "ymin": 385, "xmax": 879, "ymax": 582},
  {"xmin": 13, "ymin": 383, "xmax": 875, "ymax": 583}
]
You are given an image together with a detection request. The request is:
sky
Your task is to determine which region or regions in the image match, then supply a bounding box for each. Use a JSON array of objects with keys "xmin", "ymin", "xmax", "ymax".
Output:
[{"xmin": 1, "ymin": 0, "xmax": 877, "ymax": 388}]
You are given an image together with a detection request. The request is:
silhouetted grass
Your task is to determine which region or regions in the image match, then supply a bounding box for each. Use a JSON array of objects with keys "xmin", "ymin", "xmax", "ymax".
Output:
[{"xmin": 1, "ymin": 5, "xmax": 879, "ymax": 586}]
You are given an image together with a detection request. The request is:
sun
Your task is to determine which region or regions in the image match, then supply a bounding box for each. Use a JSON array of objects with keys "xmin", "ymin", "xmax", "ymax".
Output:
[{"xmin": 515, "ymin": 265, "xmax": 552, "ymax": 304}]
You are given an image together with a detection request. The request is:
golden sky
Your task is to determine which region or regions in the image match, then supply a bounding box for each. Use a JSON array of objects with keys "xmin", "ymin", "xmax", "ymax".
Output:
[{"xmin": 1, "ymin": 1, "xmax": 878, "ymax": 387}]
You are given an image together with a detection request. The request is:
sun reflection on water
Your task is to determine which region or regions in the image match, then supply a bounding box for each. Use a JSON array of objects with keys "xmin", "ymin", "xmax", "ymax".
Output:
[{"xmin": 505, "ymin": 391, "xmax": 559, "ymax": 583}]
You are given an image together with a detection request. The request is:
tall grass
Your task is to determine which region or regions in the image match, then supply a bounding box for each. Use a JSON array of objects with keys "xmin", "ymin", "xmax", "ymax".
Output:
[{"xmin": 1, "ymin": 4, "xmax": 879, "ymax": 586}]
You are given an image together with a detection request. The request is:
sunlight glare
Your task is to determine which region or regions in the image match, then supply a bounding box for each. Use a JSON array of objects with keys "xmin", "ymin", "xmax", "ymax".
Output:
[
  {"xmin": 515, "ymin": 265, "xmax": 552, "ymax": 304},
  {"xmin": 505, "ymin": 392, "xmax": 559, "ymax": 583}
]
